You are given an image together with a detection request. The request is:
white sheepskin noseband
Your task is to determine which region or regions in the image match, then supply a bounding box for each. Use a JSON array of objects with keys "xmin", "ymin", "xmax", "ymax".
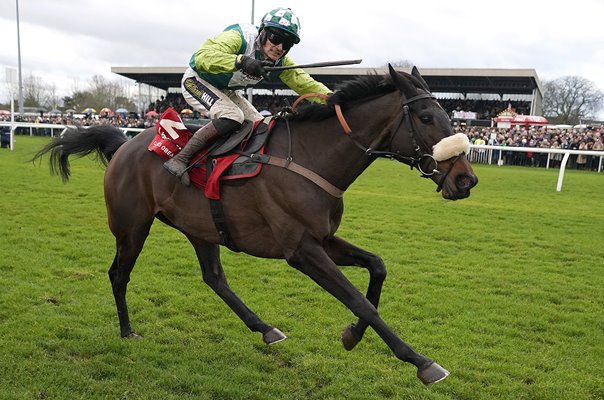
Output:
[{"xmin": 432, "ymin": 133, "xmax": 470, "ymax": 162}]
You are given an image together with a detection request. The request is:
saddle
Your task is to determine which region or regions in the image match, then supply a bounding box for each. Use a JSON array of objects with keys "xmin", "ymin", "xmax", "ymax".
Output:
[
  {"xmin": 149, "ymin": 105, "xmax": 343, "ymax": 252},
  {"xmin": 148, "ymin": 107, "xmax": 273, "ymax": 199}
]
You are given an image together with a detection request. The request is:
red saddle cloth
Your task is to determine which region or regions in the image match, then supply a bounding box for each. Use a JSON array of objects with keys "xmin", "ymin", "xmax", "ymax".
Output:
[{"xmin": 148, "ymin": 107, "xmax": 266, "ymax": 199}]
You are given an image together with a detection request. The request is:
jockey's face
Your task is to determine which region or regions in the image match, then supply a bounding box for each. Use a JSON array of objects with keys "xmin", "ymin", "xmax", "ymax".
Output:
[
  {"xmin": 262, "ymin": 40, "xmax": 286, "ymax": 61},
  {"xmin": 262, "ymin": 28, "xmax": 294, "ymax": 61}
]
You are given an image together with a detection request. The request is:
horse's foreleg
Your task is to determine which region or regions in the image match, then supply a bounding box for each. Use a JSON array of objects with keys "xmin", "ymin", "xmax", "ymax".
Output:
[
  {"xmin": 189, "ymin": 238, "xmax": 286, "ymax": 345},
  {"xmin": 325, "ymin": 236, "xmax": 386, "ymax": 350},
  {"xmin": 288, "ymin": 232, "xmax": 448, "ymax": 385}
]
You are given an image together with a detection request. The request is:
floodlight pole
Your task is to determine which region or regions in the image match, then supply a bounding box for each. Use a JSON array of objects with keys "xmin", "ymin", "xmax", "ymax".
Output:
[{"xmin": 16, "ymin": 0, "xmax": 24, "ymax": 115}]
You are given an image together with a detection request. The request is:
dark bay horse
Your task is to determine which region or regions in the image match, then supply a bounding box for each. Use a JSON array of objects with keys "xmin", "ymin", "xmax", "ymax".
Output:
[{"xmin": 34, "ymin": 65, "xmax": 477, "ymax": 385}]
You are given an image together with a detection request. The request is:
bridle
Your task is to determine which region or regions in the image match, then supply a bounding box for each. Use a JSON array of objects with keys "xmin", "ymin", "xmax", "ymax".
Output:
[
  {"xmin": 348, "ymin": 92, "xmax": 464, "ymax": 193},
  {"xmin": 363, "ymin": 93, "xmax": 439, "ymax": 175},
  {"xmin": 290, "ymin": 91, "xmax": 466, "ymax": 193}
]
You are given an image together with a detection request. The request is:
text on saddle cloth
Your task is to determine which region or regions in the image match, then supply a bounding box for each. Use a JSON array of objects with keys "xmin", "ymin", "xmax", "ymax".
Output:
[{"xmin": 148, "ymin": 107, "xmax": 273, "ymax": 199}]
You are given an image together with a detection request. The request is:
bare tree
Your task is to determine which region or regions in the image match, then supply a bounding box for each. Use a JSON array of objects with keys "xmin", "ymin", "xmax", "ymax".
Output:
[
  {"xmin": 543, "ymin": 76, "xmax": 604, "ymax": 124},
  {"xmin": 385, "ymin": 60, "xmax": 415, "ymax": 69},
  {"xmin": 22, "ymin": 73, "xmax": 53, "ymax": 109},
  {"xmin": 63, "ymin": 75, "xmax": 136, "ymax": 112},
  {"xmin": 85, "ymin": 75, "xmax": 137, "ymax": 111},
  {"xmin": 45, "ymin": 84, "xmax": 61, "ymax": 111}
]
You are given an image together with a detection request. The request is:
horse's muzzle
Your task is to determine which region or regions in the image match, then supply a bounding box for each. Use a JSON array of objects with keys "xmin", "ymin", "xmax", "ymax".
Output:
[
  {"xmin": 437, "ymin": 156, "xmax": 478, "ymax": 200},
  {"xmin": 443, "ymin": 173, "xmax": 478, "ymax": 200}
]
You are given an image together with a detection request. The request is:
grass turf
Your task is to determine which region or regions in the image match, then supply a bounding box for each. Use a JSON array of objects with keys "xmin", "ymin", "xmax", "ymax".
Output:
[{"xmin": 0, "ymin": 135, "xmax": 602, "ymax": 399}]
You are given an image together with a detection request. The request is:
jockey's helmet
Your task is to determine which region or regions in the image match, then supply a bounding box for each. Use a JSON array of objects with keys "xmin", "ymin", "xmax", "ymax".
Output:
[{"xmin": 260, "ymin": 7, "xmax": 301, "ymax": 44}]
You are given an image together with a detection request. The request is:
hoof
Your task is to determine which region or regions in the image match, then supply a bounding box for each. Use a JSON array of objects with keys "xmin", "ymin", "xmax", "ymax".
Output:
[
  {"xmin": 417, "ymin": 362, "xmax": 449, "ymax": 385},
  {"xmin": 341, "ymin": 324, "xmax": 361, "ymax": 351},
  {"xmin": 263, "ymin": 328, "xmax": 287, "ymax": 345},
  {"xmin": 123, "ymin": 332, "xmax": 143, "ymax": 340}
]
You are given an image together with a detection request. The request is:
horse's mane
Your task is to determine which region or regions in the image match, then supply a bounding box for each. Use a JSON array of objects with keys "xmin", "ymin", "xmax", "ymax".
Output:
[{"xmin": 287, "ymin": 73, "xmax": 396, "ymax": 122}]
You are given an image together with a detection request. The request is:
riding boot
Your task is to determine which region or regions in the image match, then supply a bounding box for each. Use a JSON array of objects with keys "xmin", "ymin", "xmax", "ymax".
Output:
[{"xmin": 163, "ymin": 122, "xmax": 220, "ymax": 186}]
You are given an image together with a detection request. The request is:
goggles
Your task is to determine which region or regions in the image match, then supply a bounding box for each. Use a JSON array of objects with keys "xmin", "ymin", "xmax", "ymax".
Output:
[{"xmin": 265, "ymin": 28, "xmax": 294, "ymax": 50}]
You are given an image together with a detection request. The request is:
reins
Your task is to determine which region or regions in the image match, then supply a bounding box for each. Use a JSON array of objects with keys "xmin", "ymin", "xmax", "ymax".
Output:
[
  {"xmin": 364, "ymin": 92, "xmax": 465, "ymax": 192},
  {"xmin": 235, "ymin": 94, "xmax": 346, "ymax": 198},
  {"xmin": 364, "ymin": 93, "xmax": 441, "ymax": 178},
  {"xmin": 291, "ymin": 92, "xmax": 441, "ymax": 176},
  {"xmin": 317, "ymin": 91, "xmax": 444, "ymax": 177},
  {"xmin": 292, "ymin": 93, "xmax": 352, "ymax": 134},
  {"xmin": 266, "ymin": 90, "xmax": 464, "ymax": 197}
]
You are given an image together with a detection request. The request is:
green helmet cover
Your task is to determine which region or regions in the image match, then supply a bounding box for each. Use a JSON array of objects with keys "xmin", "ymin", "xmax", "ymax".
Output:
[{"xmin": 260, "ymin": 7, "xmax": 301, "ymax": 43}]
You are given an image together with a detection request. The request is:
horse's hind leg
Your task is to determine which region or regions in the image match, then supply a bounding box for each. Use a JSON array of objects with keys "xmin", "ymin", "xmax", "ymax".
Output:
[
  {"xmin": 288, "ymin": 232, "xmax": 449, "ymax": 385},
  {"xmin": 188, "ymin": 237, "xmax": 286, "ymax": 344},
  {"xmin": 325, "ymin": 236, "xmax": 386, "ymax": 350},
  {"xmin": 108, "ymin": 223, "xmax": 152, "ymax": 339}
]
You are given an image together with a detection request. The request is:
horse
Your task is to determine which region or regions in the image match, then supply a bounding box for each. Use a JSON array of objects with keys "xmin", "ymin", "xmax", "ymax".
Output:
[{"xmin": 34, "ymin": 65, "xmax": 477, "ymax": 385}]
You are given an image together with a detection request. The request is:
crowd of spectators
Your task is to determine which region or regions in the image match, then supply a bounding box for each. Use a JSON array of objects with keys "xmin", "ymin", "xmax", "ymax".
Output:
[
  {"xmin": 1, "ymin": 113, "xmax": 153, "ymax": 129},
  {"xmin": 462, "ymin": 125, "xmax": 604, "ymax": 171},
  {"xmin": 2, "ymin": 93, "xmax": 602, "ymax": 171},
  {"xmin": 147, "ymin": 92, "xmax": 298, "ymax": 117},
  {"xmin": 2, "ymin": 92, "xmax": 532, "ymax": 127},
  {"xmin": 147, "ymin": 93, "xmax": 191, "ymax": 117},
  {"xmin": 441, "ymin": 98, "xmax": 531, "ymax": 120}
]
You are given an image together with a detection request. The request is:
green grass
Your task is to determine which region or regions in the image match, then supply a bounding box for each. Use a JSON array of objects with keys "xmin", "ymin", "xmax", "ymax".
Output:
[{"xmin": 0, "ymin": 136, "xmax": 603, "ymax": 399}]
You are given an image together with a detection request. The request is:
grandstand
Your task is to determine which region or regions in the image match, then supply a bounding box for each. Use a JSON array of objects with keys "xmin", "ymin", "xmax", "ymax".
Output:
[{"xmin": 112, "ymin": 66, "xmax": 542, "ymax": 126}]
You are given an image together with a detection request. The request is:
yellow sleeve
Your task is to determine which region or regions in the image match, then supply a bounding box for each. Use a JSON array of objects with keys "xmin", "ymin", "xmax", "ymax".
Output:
[
  {"xmin": 192, "ymin": 30, "xmax": 242, "ymax": 74},
  {"xmin": 278, "ymin": 56, "xmax": 331, "ymax": 103}
]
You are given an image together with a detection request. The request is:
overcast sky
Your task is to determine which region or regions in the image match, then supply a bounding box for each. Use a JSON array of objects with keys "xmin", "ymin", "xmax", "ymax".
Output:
[{"xmin": 1, "ymin": 0, "xmax": 603, "ymax": 111}]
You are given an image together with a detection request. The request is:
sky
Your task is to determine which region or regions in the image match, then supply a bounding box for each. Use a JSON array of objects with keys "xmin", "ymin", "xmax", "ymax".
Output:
[{"xmin": 1, "ymin": 0, "xmax": 603, "ymax": 114}]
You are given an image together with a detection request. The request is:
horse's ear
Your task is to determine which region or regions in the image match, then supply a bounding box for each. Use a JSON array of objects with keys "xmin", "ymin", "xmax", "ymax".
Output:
[
  {"xmin": 388, "ymin": 63, "xmax": 415, "ymax": 96},
  {"xmin": 387, "ymin": 64, "xmax": 397, "ymax": 82},
  {"xmin": 411, "ymin": 66, "xmax": 430, "ymax": 91}
]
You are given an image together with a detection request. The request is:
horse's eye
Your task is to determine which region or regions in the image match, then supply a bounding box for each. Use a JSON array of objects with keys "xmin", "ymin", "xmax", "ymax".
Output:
[{"xmin": 419, "ymin": 115, "xmax": 432, "ymax": 124}]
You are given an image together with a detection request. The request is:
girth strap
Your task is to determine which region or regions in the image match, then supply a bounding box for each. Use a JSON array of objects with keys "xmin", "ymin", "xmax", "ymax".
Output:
[
  {"xmin": 206, "ymin": 151, "xmax": 343, "ymax": 252},
  {"xmin": 206, "ymin": 160, "xmax": 240, "ymax": 252},
  {"xmin": 208, "ymin": 198, "xmax": 240, "ymax": 252}
]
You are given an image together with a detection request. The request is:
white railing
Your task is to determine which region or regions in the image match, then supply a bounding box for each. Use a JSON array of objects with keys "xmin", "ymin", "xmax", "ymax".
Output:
[
  {"xmin": 2, "ymin": 122, "xmax": 601, "ymax": 192},
  {"xmin": 0, "ymin": 121, "xmax": 144, "ymax": 150},
  {"xmin": 0, "ymin": 121, "xmax": 69, "ymax": 138},
  {"xmin": 469, "ymin": 144, "xmax": 604, "ymax": 191}
]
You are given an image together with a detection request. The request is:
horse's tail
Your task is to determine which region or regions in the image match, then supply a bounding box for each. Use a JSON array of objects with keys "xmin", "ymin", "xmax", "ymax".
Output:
[{"xmin": 32, "ymin": 125, "xmax": 129, "ymax": 182}]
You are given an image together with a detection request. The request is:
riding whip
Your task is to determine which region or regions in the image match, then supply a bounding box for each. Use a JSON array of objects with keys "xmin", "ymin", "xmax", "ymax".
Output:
[{"xmin": 264, "ymin": 59, "xmax": 362, "ymax": 71}]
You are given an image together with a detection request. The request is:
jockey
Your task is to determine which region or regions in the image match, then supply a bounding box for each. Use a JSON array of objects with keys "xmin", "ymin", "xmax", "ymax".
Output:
[{"xmin": 164, "ymin": 7, "xmax": 332, "ymax": 186}]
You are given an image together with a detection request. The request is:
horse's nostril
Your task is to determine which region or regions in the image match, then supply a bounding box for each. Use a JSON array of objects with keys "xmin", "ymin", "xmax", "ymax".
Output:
[{"xmin": 457, "ymin": 174, "xmax": 477, "ymax": 189}]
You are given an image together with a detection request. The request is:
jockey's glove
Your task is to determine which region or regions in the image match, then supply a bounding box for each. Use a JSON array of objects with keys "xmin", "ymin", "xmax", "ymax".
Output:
[{"xmin": 235, "ymin": 55, "xmax": 272, "ymax": 80}]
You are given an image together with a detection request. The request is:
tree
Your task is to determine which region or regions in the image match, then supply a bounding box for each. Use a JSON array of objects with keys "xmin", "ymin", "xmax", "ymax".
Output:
[
  {"xmin": 45, "ymin": 84, "xmax": 61, "ymax": 111},
  {"xmin": 22, "ymin": 73, "xmax": 56, "ymax": 110},
  {"xmin": 87, "ymin": 75, "xmax": 137, "ymax": 111},
  {"xmin": 63, "ymin": 75, "xmax": 136, "ymax": 113},
  {"xmin": 542, "ymin": 76, "xmax": 604, "ymax": 124},
  {"xmin": 63, "ymin": 90, "xmax": 96, "ymax": 113}
]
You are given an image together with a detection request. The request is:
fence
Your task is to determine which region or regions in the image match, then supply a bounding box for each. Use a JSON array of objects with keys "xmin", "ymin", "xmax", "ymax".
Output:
[
  {"xmin": 2, "ymin": 122, "xmax": 602, "ymax": 192},
  {"xmin": 0, "ymin": 121, "xmax": 144, "ymax": 150},
  {"xmin": 469, "ymin": 144, "xmax": 603, "ymax": 191}
]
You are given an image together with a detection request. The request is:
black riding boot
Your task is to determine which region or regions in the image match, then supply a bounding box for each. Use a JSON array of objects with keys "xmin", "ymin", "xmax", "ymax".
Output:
[{"xmin": 163, "ymin": 122, "xmax": 220, "ymax": 186}]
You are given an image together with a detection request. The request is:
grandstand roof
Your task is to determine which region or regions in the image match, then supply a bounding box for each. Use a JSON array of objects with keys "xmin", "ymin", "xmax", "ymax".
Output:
[{"xmin": 111, "ymin": 66, "xmax": 543, "ymax": 98}]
